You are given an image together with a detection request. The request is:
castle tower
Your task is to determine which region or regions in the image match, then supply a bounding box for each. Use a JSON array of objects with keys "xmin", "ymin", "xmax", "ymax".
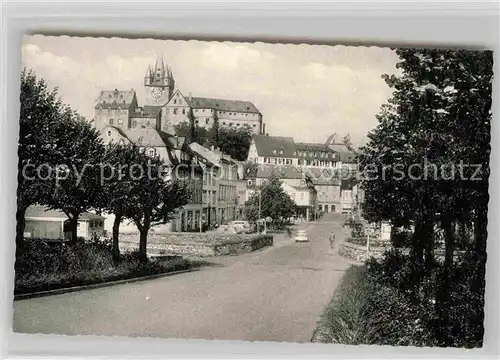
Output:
[{"xmin": 144, "ymin": 53, "xmax": 175, "ymax": 106}]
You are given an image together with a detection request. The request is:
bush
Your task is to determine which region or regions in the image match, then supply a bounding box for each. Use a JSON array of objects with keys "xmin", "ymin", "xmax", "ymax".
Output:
[
  {"xmin": 390, "ymin": 229, "xmax": 412, "ymax": 248},
  {"xmin": 364, "ymin": 249, "xmax": 485, "ymax": 348},
  {"xmin": 14, "ymin": 238, "xmax": 200, "ymax": 295}
]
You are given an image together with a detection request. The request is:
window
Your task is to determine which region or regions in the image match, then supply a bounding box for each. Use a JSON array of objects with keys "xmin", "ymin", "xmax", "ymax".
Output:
[
  {"xmin": 109, "ymin": 119, "xmax": 114, "ymax": 125},
  {"xmin": 173, "ymin": 108, "xmax": 178, "ymax": 115},
  {"xmin": 206, "ymin": 118, "xmax": 210, "ymax": 124},
  {"xmin": 182, "ymin": 108, "xmax": 186, "ymax": 114},
  {"xmin": 148, "ymin": 149, "xmax": 155, "ymax": 157},
  {"xmin": 107, "ymin": 130, "xmax": 112, "ymax": 136},
  {"xmin": 253, "ymin": 124, "xmax": 256, "ymax": 127},
  {"xmin": 164, "ymin": 109, "xmax": 169, "ymax": 114},
  {"xmin": 173, "ymin": 99, "xmax": 177, "ymax": 104},
  {"xmin": 195, "ymin": 120, "xmax": 199, "ymax": 125},
  {"xmin": 132, "ymin": 121, "xmax": 137, "ymax": 128},
  {"xmin": 300, "ymin": 192, "xmax": 304, "ymax": 200}
]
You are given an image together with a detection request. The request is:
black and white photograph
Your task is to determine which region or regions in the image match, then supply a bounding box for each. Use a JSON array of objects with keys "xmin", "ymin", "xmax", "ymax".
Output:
[{"xmin": 12, "ymin": 34, "xmax": 493, "ymax": 348}]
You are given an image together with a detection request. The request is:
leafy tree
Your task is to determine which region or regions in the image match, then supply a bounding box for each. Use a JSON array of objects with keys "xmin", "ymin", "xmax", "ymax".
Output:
[
  {"xmin": 114, "ymin": 154, "xmax": 191, "ymax": 262},
  {"xmin": 244, "ymin": 177, "xmax": 296, "ymax": 229},
  {"xmin": 173, "ymin": 119, "xmax": 252, "ymax": 161},
  {"xmin": 360, "ymin": 48, "xmax": 492, "ymax": 346},
  {"xmin": 17, "ymin": 69, "xmax": 100, "ymax": 245},
  {"xmin": 343, "ymin": 133, "xmax": 355, "ymax": 152},
  {"xmin": 43, "ymin": 116, "xmax": 106, "ymax": 243},
  {"xmin": 101, "ymin": 142, "xmax": 156, "ymax": 263},
  {"xmin": 216, "ymin": 125, "xmax": 252, "ymax": 161}
]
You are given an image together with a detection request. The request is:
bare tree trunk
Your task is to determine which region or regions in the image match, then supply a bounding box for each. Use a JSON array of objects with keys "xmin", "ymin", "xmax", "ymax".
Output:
[
  {"xmin": 68, "ymin": 214, "xmax": 79, "ymax": 245},
  {"xmin": 16, "ymin": 204, "xmax": 28, "ymax": 250},
  {"xmin": 423, "ymin": 221, "xmax": 435, "ymax": 273},
  {"xmin": 436, "ymin": 216, "xmax": 455, "ymax": 344},
  {"xmin": 112, "ymin": 214, "xmax": 122, "ymax": 264},
  {"xmin": 138, "ymin": 220, "xmax": 150, "ymax": 263},
  {"xmin": 410, "ymin": 219, "xmax": 425, "ymax": 301}
]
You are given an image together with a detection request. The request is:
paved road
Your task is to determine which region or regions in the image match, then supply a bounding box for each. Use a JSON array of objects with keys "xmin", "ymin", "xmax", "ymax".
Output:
[{"xmin": 13, "ymin": 213, "xmax": 350, "ymax": 343}]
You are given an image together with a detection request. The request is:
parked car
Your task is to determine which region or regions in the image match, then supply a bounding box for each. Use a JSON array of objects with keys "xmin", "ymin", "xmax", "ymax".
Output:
[
  {"xmin": 295, "ymin": 229, "xmax": 309, "ymax": 243},
  {"xmin": 229, "ymin": 220, "xmax": 251, "ymax": 233}
]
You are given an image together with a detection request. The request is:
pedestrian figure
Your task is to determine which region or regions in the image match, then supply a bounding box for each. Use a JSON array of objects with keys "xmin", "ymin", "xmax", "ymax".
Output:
[{"xmin": 329, "ymin": 232, "xmax": 335, "ymax": 248}]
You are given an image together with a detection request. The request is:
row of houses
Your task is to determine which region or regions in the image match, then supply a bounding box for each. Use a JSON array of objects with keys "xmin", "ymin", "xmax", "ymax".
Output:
[
  {"xmin": 243, "ymin": 133, "xmax": 363, "ymax": 216},
  {"xmin": 24, "ymin": 130, "xmax": 365, "ymax": 239}
]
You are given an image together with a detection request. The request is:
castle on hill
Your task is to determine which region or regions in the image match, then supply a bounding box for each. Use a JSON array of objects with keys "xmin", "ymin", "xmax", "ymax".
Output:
[{"xmin": 94, "ymin": 54, "xmax": 265, "ymax": 135}]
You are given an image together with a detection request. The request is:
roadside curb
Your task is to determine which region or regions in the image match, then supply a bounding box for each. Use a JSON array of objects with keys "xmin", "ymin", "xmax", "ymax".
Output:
[{"xmin": 14, "ymin": 268, "xmax": 200, "ymax": 301}]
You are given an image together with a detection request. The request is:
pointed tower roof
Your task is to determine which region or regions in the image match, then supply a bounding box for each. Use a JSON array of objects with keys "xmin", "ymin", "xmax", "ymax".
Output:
[{"xmin": 145, "ymin": 65, "xmax": 152, "ymax": 78}]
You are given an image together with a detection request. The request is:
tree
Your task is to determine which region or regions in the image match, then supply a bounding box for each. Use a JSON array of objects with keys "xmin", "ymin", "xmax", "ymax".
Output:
[
  {"xmin": 173, "ymin": 119, "xmax": 252, "ymax": 161},
  {"xmin": 173, "ymin": 120, "xmax": 208, "ymax": 145},
  {"xmin": 359, "ymin": 48, "xmax": 492, "ymax": 346},
  {"xmin": 216, "ymin": 125, "xmax": 252, "ymax": 161},
  {"xmin": 342, "ymin": 133, "xmax": 355, "ymax": 152},
  {"xmin": 244, "ymin": 177, "xmax": 296, "ymax": 229},
  {"xmin": 43, "ymin": 116, "xmax": 106, "ymax": 243},
  {"xmin": 116, "ymin": 154, "xmax": 191, "ymax": 262},
  {"xmin": 101, "ymin": 142, "xmax": 154, "ymax": 263},
  {"xmin": 17, "ymin": 69, "xmax": 96, "ymax": 246}
]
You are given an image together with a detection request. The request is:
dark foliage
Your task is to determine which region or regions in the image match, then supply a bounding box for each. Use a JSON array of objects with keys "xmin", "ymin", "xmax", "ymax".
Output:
[{"xmin": 14, "ymin": 238, "xmax": 198, "ymax": 295}]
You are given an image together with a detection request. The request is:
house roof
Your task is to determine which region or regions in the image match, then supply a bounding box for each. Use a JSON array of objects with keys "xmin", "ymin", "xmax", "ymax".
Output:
[
  {"xmin": 255, "ymin": 164, "xmax": 305, "ymax": 180},
  {"xmin": 328, "ymin": 143, "xmax": 350, "ymax": 152},
  {"xmin": 118, "ymin": 128, "xmax": 170, "ymax": 147},
  {"xmin": 142, "ymin": 105, "xmax": 162, "ymax": 117},
  {"xmin": 301, "ymin": 167, "xmax": 342, "ymax": 186},
  {"xmin": 252, "ymin": 134, "xmax": 297, "ymax": 158},
  {"xmin": 187, "ymin": 97, "xmax": 261, "ymax": 114},
  {"xmin": 188, "ymin": 142, "xmax": 221, "ymax": 167},
  {"xmin": 295, "ymin": 142, "xmax": 334, "ymax": 153},
  {"xmin": 95, "ymin": 89, "xmax": 135, "ymax": 109},
  {"xmin": 337, "ymin": 151, "xmax": 357, "ymax": 163},
  {"xmin": 25, "ymin": 205, "xmax": 105, "ymax": 221}
]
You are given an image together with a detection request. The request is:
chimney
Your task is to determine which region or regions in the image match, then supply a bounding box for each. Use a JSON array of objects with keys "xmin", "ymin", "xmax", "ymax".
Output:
[{"xmin": 262, "ymin": 123, "xmax": 266, "ymax": 135}]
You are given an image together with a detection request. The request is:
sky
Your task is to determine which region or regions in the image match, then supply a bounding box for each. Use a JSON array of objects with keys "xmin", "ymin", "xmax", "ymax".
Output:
[{"xmin": 22, "ymin": 35, "xmax": 400, "ymax": 146}]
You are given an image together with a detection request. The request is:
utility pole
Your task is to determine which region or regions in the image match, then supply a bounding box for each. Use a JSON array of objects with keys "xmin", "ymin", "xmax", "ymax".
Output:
[{"xmin": 258, "ymin": 189, "xmax": 262, "ymax": 233}]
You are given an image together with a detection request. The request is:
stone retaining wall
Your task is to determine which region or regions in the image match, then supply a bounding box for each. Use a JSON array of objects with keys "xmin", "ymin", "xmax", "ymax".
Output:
[
  {"xmin": 119, "ymin": 232, "xmax": 273, "ymax": 257},
  {"xmin": 339, "ymin": 242, "xmax": 394, "ymax": 262},
  {"xmin": 339, "ymin": 242, "xmax": 462, "ymax": 263}
]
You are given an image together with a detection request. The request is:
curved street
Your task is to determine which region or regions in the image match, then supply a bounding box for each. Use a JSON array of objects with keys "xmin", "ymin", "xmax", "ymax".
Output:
[{"xmin": 13, "ymin": 213, "xmax": 350, "ymax": 343}]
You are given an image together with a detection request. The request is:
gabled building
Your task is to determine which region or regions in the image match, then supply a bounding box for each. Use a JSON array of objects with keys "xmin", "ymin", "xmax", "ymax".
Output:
[
  {"xmin": 244, "ymin": 164, "xmax": 317, "ymax": 221},
  {"xmin": 94, "ymin": 89, "xmax": 139, "ymax": 130},
  {"xmin": 94, "ymin": 53, "xmax": 263, "ymax": 137},
  {"xmin": 161, "ymin": 90, "xmax": 264, "ymax": 135},
  {"xmin": 247, "ymin": 134, "xmax": 299, "ymax": 165},
  {"xmin": 295, "ymin": 142, "xmax": 340, "ymax": 169},
  {"xmin": 303, "ymin": 167, "xmax": 342, "ymax": 214}
]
